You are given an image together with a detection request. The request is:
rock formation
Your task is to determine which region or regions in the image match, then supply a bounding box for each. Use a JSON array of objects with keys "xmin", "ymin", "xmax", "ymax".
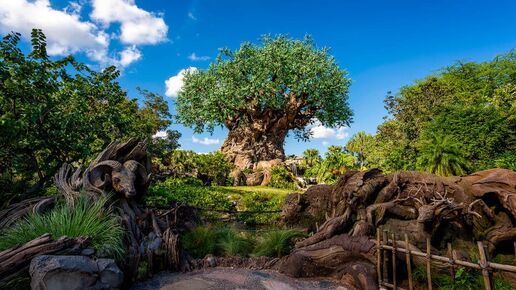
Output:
[{"xmin": 280, "ymin": 168, "xmax": 516, "ymax": 288}]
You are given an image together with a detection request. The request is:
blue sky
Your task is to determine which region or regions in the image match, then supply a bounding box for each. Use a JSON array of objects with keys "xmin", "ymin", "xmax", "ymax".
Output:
[{"xmin": 1, "ymin": 0, "xmax": 515, "ymax": 155}]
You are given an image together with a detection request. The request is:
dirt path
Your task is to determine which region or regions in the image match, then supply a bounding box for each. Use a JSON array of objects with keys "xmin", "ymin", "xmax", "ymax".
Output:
[{"xmin": 131, "ymin": 268, "xmax": 349, "ymax": 290}]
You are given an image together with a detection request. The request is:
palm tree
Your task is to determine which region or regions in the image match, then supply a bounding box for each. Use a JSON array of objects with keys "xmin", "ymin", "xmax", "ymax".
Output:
[
  {"xmin": 416, "ymin": 133, "xmax": 467, "ymax": 176},
  {"xmin": 169, "ymin": 150, "xmax": 197, "ymax": 176},
  {"xmin": 302, "ymin": 149, "xmax": 321, "ymax": 167},
  {"xmin": 346, "ymin": 131, "xmax": 373, "ymax": 169}
]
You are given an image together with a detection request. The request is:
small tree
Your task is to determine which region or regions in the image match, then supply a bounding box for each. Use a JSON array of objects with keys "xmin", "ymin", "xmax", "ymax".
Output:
[
  {"xmin": 416, "ymin": 133, "xmax": 467, "ymax": 176},
  {"xmin": 302, "ymin": 149, "xmax": 321, "ymax": 167},
  {"xmin": 177, "ymin": 35, "xmax": 352, "ymax": 168},
  {"xmin": 346, "ymin": 131, "xmax": 374, "ymax": 168}
]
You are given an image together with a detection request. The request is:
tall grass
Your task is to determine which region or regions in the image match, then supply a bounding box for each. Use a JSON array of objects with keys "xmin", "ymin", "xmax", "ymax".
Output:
[
  {"xmin": 182, "ymin": 226, "xmax": 303, "ymax": 258},
  {"xmin": 181, "ymin": 226, "xmax": 219, "ymax": 258},
  {"xmin": 0, "ymin": 195, "xmax": 125, "ymax": 260},
  {"xmin": 217, "ymin": 227, "xmax": 253, "ymax": 257},
  {"xmin": 253, "ymin": 229, "xmax": 305, "ymax": 257}
]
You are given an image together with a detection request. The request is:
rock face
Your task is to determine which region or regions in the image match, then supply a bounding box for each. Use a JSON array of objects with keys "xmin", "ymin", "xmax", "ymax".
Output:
[
  {"xmin": 30, "ymin": 255, "xmax": 123, "ymax": 290},
  {"xmin": 245, "ymin": 171, "xmax": 264, "ymax": 186}
]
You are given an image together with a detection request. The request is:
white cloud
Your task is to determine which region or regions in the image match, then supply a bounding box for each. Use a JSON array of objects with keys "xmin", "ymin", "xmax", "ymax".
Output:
[
  {"xmin": 309, "ymin": 120, "xmax": 349, "ymax": 140},
  {"xmin": 152, "ymin": 130, "xmax": 167, "ymax": 139},
  {"xmin": 336, "ymin": 127, "xmax": 349, "ymax": 140},
  {"xmin": 165, "ymin": 67, "xmax": 198, "ymax": 97},
  {"xmin": 0, "ymin": 0, "xmax": 168, "ymax": 67},
  {"xmin": 118, "ymin": 45, "xmax": 141, "ymax": 67},
  {"xmin": 0, "ymin": 0, "xmax": 109, "ymax": 58},
  {"xmin": 90, "ymin": 0, "xmax": 168, "ymax": 45},
  {"xmin": 188, "ymin": 52, "xmax": 210, "ymax": 61},
  {"xmin": 188, "ymin": 12, "xmax": 197, "ymax": 20},
  {"xmin": 192, "ymin": 136, "xmax": 220, "ymax": 145}
]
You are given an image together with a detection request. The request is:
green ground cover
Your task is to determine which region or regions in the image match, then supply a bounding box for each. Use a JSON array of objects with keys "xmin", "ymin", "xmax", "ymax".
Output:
[{"xmin": 146, "ymin": 178, "xmax": 299, "ymax": 225}]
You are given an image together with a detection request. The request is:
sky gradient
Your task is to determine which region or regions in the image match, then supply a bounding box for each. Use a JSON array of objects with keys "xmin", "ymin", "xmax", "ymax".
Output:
[{"xmin": 1, "ymin": 0, "xmax": 515, "ymax": 155}]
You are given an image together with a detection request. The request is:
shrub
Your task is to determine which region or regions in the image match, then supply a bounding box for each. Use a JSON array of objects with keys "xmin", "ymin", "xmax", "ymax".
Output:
[
  {"xmin": 182, "ymin": 225, "xmax": 254, "ymax": 258},
  {"xmin": 181, "ymin": 225, "xmax": 219, "ymax": 258},
  {"xmin": 195, "ymin": 151, "xmax": 234, "ymax": 185},
  {"xmin": 269, "ymin": 166, "xmax": 297, "ymax": 190},
  {"xmin": 216, "ymin": 227, "xmax": 253, "ymax": 257},
  {"xmin": 0, "ymin": 195, "xmax": 125, "ymax": 260},
  {"xmin": 253, "ymin": 229, "xmax": 305, "ymax": 257}
]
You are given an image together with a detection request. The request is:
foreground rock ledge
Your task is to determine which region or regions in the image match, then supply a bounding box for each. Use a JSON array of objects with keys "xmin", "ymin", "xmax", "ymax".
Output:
[{"xmin": 30, "ymin": 255, "xmax": 123, "ymax": 290}]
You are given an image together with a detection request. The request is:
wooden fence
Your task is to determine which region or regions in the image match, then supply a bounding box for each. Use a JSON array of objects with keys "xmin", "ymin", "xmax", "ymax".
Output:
[{"xmin": 376, "ymin": 230, "xmax": 516, "ymax": 290}]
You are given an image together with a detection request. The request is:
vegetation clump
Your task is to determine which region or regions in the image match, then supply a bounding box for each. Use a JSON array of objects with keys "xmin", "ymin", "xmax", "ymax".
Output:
[
  {"xmin": 182, "ymin": 225, "xmax": 304, "ymax": 259},
  {"xmin": 0, "ymin": 195, "xmax": 125, "ymax": 260}
]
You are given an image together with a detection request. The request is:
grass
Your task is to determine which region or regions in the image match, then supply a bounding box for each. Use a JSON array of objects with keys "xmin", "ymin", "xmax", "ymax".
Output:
[
  {"xmin": 0, "ymin": 194, "xmax": 125, "ymax": 260},
  {"xmin": 146, "ymin": 177, "xmax": 300, "ymax": 225},
  {"xmin": 217, "ymin": 186, "xmax": 296, "ymax": 195},
  {"xmin": 253, "ymin": 229, "xmax": 305, "ymax": 257},
  {"xmin": 181, "ymin": 225, "xmax": 305, "ymax": 258}
]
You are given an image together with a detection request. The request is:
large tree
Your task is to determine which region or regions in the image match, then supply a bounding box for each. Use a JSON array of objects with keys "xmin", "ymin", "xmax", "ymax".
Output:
[{"xmin": 176, "ymin": 35, "xmax": 352, "ymax": 168}]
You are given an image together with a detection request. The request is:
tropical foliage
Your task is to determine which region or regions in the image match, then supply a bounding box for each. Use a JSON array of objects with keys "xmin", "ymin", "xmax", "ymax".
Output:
[
  {"xmin": 0, "ymin": 30, "xmax": 178, "ymax": 205},
  {"xmin": 304, "ymin": 145, "xmax": 357, "ymax": 183},
  {"xmin": 352, "ymin": 52, "xmax": 516, "ymax": 174}
]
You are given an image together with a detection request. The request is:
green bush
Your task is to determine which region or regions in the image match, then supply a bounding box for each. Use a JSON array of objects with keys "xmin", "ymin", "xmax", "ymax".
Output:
[
  {"xmin": 0, "ymin": 195, "xmax": 125, "ymax": 260},
  {"xmin": 182, "ymin": 226, "xmax": 304, "ymax": 258},
  {"xmin": 253, "ymin": 229, "xmax": 305, "ymax": 257},
  {"xmin": 182, "ymin": 225, "xmax": 253, "ymax": 258},
  {"xmin": 181, "ymin": 226, "xmax": 219, "ymax": 258},
  {"xmin": 269, "ymin": 166, "xmax": 297, "ymax": 190}
]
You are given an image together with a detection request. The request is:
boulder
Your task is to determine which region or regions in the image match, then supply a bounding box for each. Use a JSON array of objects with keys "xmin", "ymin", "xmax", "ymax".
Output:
[
  {"xmin": 255, "ymin": 159, "xmax": 283, "ymax": 186},
  {"xmin": 245, "ymin": 171, "xmax": 264, "ymax": 186},
  {"xmin": 30, "ymin": 255, "xmax": 123, "ymax": 290}
]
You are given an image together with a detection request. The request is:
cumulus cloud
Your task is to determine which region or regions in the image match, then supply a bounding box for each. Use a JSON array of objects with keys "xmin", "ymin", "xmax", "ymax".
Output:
[
  {"xmin": 118, "ymin": 45, "xmax": 141, "ymax": 67},
  {"xmin": 165, "ymin": 67, "xmax": 198, "ymax": 97},
  {"xmin": 0, "ymin": 0, "xmax": 109, "ymax": 57},
  {"xmin": 310, "ymin": 120, "xmax": 349, "ymax": 140},
  {"xmin": 192, "ymin": 136, "xmax": 220, "ymax": 145},
  {"xmin": 0, "ymin": 0, "xmax": 168, "ymax": 68},
  {"xmin": 90, "ymin": 0, "xmax": 168, "ymax": 45},
  {"xmin": 188, "ymin": 12, "xmax": 197, "ymax": 20},
  {"xmin": 152, "ymin": 130, "xmax": 167, "ymax": 139},
  {"xmin": 188, "ymin": 52, "xmax": 210, "ymax": 61}
]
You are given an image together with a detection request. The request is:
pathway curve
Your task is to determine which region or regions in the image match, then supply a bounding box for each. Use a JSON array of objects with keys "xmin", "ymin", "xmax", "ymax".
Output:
[{"xmin": 131, "ymin": 268, "xmax": 349, "ymax": 290}]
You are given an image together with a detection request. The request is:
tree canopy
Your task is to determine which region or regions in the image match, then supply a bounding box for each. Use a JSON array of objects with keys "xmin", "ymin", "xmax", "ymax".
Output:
[
  {"xmin": 177, "ymin": 35, "xmax": 352, "ymax": 136},
  {"xmin": 359, "ymin": 51, "xmax": 516, "ymax": 174},
  {"xmin": 176, "ymin": 35, "xmax": 352, "ymax": 167},
  {"xmin": 0, "ymin": 30, "xmax": 179, "ymax": 203}
]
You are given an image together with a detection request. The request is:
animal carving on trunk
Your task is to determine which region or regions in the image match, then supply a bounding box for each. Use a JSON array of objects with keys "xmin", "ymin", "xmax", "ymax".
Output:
[
  {"xmin": 55, "ymin": 138, "xmax": 151, "ymax": 203},
  {"xmin": 88, "ymin": 160, "xmax": 149, "ymax": 198}
]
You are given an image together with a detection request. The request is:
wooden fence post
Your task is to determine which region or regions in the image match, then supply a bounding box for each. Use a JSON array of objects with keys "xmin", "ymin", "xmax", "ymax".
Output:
[
  {"xmin": 426, "ymin": 237, "xmax": 432, "ymax": 290},
  {"xmin": 383, "ymin": 230, "xmax": 389, "ymax": 283},
  {"xmin": 377, "ymin": 230, "xmax": 382, "ymax": 287},
  {"xmin": 477, "ymin": 241, "xmax": 492, "ymax": 290},
  {"xmin": 447, "ymin": 243, "xmax": 455, "ymax": 284},
  {"xmin": 404, "ymin": 234, "xmax": 413, "ymax": 290},
  {"xmin": 392, "ymin": 233, "xmax": 397, "ymax": 289}
]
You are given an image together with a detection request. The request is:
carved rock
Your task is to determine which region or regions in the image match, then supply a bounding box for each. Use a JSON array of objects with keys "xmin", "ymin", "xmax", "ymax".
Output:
[{"xmin": 29, "ymin": 255, "xmax": 123, "ymax": 290}]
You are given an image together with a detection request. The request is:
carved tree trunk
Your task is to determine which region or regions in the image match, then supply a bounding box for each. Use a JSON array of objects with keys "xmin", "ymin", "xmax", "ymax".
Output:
[{"xmin": 221, "ymin": 125, "xmax": 288, "ymax": 169}]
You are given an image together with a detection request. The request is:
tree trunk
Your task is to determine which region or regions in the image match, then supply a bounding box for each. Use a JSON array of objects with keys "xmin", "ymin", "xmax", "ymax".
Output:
[{"xmin": 221, "ymin": 125, "xmax": 287, "ymax": 169}]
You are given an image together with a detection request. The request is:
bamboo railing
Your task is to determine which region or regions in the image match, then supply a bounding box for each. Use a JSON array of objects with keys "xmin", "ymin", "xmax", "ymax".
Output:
[{"xmin": 376, "ymin": 230, "xmax": 516, "ymax": 290}]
